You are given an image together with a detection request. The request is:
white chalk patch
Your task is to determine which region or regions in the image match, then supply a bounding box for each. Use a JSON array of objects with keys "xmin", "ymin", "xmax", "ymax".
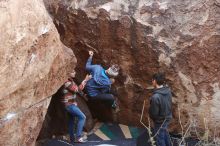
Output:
[
  {"xmin": 158, "ymin": 1, "xmax": 168, "ymax": 10},
  {"xmin": 72, "ymin": 0, "xmax": 88, "ymax": 9},
  {"xmin": 124, "ymin": 75, "xmax": 133, "ymax": 85},
  {"xmin": 15, "ymin": 31, "xmax": 26, "ymax": 43},
  {"xmin": 199, "ymin": 9, "xmax": 209, "ymax": 25},
  {"xmin": 138, "ymin": 0, "xmax": 153, "ymax": 7},
  {"xmin": 42, "ymin": 27, "xmax": 49, "ymax": 34},
  {"xmin": 210, "ymin": 82, "xmax": 220, "ymax": 93},
  {"xmin": 153, "ymin": 24, "xmax": 164, "ymax": 36},
  {"xmin": 29, "ymin": 53, "xmax": 37, "ymax": 63},
  {"xmin": 101, "ymin": 4, "xmax": 111, "ymax": 12},
  {"xmin": 208, "ymin": 83, "xmax": 220, "ymax": 120},
  {"xmin": 158, "ymin": 53, "xmax": 171, "ymax": 66},
  {"xmin": 40, "ymin": 25, "xmax": 50, "ymax": 35},
  {"xmin": 210, "ymin": 83, "xmax": 220, "ymax": 100},
  {"xmin": 178, "ymin": 71, "xmax": 198, "ymax": 104},
  {"xmin": 4, "ymin": 112, "xmax": 16, "ymax": 121}
]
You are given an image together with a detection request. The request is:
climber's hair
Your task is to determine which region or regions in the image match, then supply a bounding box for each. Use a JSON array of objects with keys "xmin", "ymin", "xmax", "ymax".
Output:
[{"xmin": 152, "ymin": 72, "xmax": 165, "ymax": 86}]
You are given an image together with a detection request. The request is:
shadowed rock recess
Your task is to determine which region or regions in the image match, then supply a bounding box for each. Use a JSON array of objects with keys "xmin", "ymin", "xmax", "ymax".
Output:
[{"xmin": 0, "ymin": 0, "xmax": 220, "ymax": 145}]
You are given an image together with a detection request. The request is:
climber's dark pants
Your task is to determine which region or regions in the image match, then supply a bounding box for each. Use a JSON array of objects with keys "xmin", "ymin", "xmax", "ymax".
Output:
[{"xmin": 90, "ymin": 93, "xmax": 115, "ymax": 107}]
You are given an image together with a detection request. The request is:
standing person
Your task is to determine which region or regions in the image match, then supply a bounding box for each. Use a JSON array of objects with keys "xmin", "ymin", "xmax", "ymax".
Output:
[
  {"xmin": 62, "ymin": 70, "xmax": 91, "ymax": 144},
  {"xmin": 149, "ymin": 72, "xmax": 172, "ymax": 146},
  {"xmin": 85, "ymin": 50, "xmax": 120, "ymax": 111}
]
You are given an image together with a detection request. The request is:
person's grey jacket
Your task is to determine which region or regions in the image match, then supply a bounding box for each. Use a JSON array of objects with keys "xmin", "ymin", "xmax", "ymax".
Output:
[{"xmin": 149, "ymin": 86, "xmax": 172, "ymax": 124}]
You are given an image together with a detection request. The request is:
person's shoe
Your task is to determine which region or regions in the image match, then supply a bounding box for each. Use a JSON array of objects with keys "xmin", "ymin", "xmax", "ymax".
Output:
[
  {"xmin": 69, "ymin": 137, "xmax": 75, "ymax": 145},
  {"xmin": 112, "ymin": 101, "xmax": 120, "ymax": 113},
  {"xmin": 75, "ymin": 137, "xmax": 88, "ymax": 143},
  {"xmin": 112, "ymin": 101, "xmax": 117, "ymax": 108},
  {"xmin": 70, "ymin": 141, "xmax": 75, "ymax": 145}
]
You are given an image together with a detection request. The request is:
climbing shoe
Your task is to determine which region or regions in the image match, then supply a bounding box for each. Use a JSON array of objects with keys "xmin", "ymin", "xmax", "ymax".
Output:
[
  {"xmin": 75, "ymin": 136, "xmax": 88, "ymax": 143},
  {"xmin": 112, "ymin": 101, "xmax": 120, "ymax": 113},
  {"xmin": 112, "ymin": 100, "xmax": 117, "ymax": 108}
]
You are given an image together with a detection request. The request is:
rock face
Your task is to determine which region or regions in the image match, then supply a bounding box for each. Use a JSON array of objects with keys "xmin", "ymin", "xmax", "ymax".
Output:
[
  {"xmin": 0, "ymin": 0, "xmax": 76, "ymax": 145},
  {"xmin": 45, "ymin": 0, "xmax": 220, "ymax": 137}
]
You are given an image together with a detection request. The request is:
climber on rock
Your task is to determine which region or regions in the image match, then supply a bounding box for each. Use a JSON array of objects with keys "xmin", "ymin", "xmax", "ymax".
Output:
[
  {"xmin": 149, "ymin": 72, "xmax": 172, "ymax": 146},
  {"xmin": 61, "ymin": 70, "xmax": 92, "ymax": 144},
  {"xmin": 85, "ymin": 50, "xmax": 120, "ymax": 112}
]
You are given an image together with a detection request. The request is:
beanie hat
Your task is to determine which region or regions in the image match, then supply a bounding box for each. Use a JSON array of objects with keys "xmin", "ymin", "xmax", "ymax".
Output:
[{"xmin": 107, "ymin": 64, "xmax": 120, "ymax": 77}]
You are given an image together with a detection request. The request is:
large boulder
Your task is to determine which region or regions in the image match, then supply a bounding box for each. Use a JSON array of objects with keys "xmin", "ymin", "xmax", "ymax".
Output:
[
  {"xmin": 44, "ymin": 0, "xmax": 220, "ymax": 137},
  {"xmin": 0, "ymin": 0, "xmax": 76, "ymax": 145}
]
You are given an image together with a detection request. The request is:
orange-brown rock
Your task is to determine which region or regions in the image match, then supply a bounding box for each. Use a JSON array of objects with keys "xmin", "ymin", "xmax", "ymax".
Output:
[
  {"xmin": 0, "ymin": 0, "xmax": 76, "ymax": 145},
  {"xmin": 45, "ymin": 0, "xmax": 220, "ymax": 137}
]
